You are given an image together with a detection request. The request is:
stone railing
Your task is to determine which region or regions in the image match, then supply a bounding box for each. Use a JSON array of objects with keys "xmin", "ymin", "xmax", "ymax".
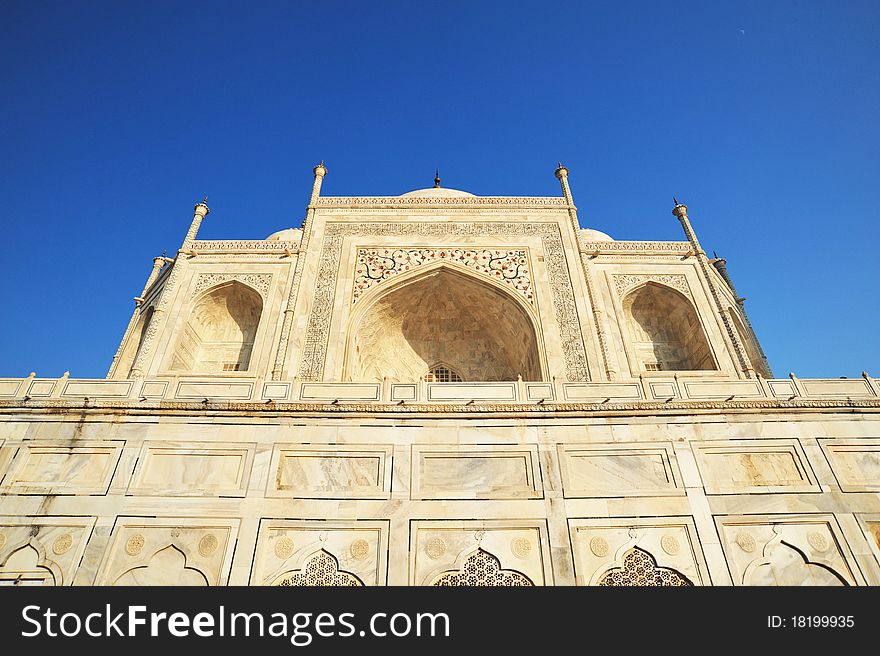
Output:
[{"xmin": 1, "ymin": 373, "xmax": 878, "ymax": 405}]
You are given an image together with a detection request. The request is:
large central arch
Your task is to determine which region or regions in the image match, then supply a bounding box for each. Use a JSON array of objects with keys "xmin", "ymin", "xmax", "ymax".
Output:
[{"xmin": 345, "ymin": 265, "xmax": 544, "ymax": 382}]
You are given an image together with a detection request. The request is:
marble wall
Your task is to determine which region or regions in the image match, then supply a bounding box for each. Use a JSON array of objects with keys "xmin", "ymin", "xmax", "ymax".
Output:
[{"xmin": 1, "ymin": 407, "xmax": 878, "ymax": 586}]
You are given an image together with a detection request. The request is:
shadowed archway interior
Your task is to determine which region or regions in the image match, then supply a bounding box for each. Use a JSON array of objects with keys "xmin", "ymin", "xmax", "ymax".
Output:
[
  {"xmin": 170, "ymin": 281, "xmax": 263, "ymax": 373},
  {"xmin": 347, "ymin": 268, "xmax": 542, "ymax": 382},
  {"xmin": 622, "ymin": 282, "xmax": 716, "ymax": 372}
]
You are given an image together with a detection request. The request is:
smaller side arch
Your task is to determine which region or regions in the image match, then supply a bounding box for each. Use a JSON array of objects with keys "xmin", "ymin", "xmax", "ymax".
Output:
[
  {"xmin": 622, "ymin": 282, "xmax": 717, "ymax": 372},
  {"xmin": 169, "ymin": 280, "xmax": 264, "ymax": 373}
]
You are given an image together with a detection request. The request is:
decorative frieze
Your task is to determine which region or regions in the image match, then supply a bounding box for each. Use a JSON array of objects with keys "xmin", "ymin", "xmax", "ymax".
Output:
[
  {"xmin": 191, "ymin": 240, "xmax": 299, "ymax": 253},
  {"xmin": 353, "ymin": 248, "xmax": 533, "ymax": 304},
  {"xmin": 192, "ymin": 273, "xmax": 272, "ymax": 298},
  {"xmin": 613, "ymin": 273, "xmax": 691, "ymax": 298},
  {"xmin": 581, "ymin": 240, "xmax": 691, "ymax": 253},
  {"xmin": 315, "ymin": 196, "xmax": 567, "ymax": 208}
]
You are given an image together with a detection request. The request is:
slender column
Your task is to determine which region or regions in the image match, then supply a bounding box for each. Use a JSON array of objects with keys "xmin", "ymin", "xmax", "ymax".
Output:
[
  {"xmin": 129, "ymin": 200, "xmax": 209, "ymax": 378},
  {"xmin": 272, "ymin": 162, "xmax": 326, "ymax": 380},
  {"xmin": 555, "ymin": 163, "xmax": 614, "ymax": 380},
  {"xmin": 672, "ymin": 201, "xmax": 753, "ymax": 378},
  {"xmin": 106, "ymin": 255, "xmax": 171, "ymax": 378},
  {"xmin": 182, "ymin": 198, "xmax": 210, "ymax": 250},
  {"xmin": 710, "ymin": 255, "xmax": 772, "ymax": 377}
]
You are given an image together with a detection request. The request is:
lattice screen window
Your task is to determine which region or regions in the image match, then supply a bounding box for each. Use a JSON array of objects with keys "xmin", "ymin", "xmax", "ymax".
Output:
[
  {"xmin": 644, "ymin": 363, "xmax": 663, "ymax": 372},
  {"xmin": 273, "ymin": 550, "xmax": 363, "ymax": 587},
  {"xmin": 598, "ymin": 547, "xmax": 692, "ymax": 587},
  {"xmin": 425, "ymin": 364, "xmax": 463, "ymax": 383},
  {"xmin": 222, "ymin": 363, "xmax": 241, "ymax": 372},
  {"xmin": 433, "ymin": 548, "xmax": 533, "ymax": 586}
]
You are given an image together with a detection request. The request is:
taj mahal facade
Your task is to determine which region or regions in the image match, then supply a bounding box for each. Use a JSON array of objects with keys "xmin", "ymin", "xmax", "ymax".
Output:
[{"xmin": 1, "ymin": 164, "xmax": 878, "ymax": 586}]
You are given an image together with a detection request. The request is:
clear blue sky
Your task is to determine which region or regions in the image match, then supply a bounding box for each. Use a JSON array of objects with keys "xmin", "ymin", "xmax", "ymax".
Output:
[{"xmin": 1, "ymin": 1, "xmax": 877, "ymax": 379}]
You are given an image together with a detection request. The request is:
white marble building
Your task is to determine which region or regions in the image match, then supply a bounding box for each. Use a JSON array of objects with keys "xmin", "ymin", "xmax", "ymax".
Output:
[{"xmin": 1, "ymin": 164, "xmax": 878, "ymax": 586}]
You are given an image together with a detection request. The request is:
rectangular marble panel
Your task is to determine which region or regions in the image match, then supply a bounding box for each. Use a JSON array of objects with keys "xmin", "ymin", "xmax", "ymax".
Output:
[
  {"xmin": 526, "ymin": 383, "xmax": 554, "ymax": 401},
  {"xmin": 262, "ymin": 382, "xmax": 291, "ymax": 401},
  {"xmin": 391, "ymin": 384, "xmax": 417, "ymax": 401},
  {"xmin": 0, "ymin": 380, "xmax": 22, "ymax": 397},
  {"xmin": 299, "ymin": 383, "xmax": 380, "ymax": 401},
  {"xmin": 267, "ymin": 445, "xmax": 392, "ymax": 498},
  {"xmin": 26, "ymin": 380, "xmax": 55, "ymax": 397},
  {"xmin": 649, "ymin": 382, "xmax": 678, "ymax": 399},
  {"xmin": 128, "ymin": 441, "xmax": 255, "ymax": 496},
  {"xmin": 427, "ymin": 383, "xmax": 516, "ymax": 401},
  {"xmin": 692, "ymin": 439, "xmax": 819, "ymax": 494},
  {"xmin": 801, "ymin": 378, "xmax": 874, "ymax": 398},
  {"xmin": 562, "ymin": 383, "xmax": 642, "ymax": 402},
  {"xmin": 2, "ymin": 441, "xmax": 124, "ymax": 495},
  {"xmin": 557, "ymin": 443, "xmax": 683, "ymax": 497},
  {"xmin": 819, "ymin": 439, "xmax": 880, "ymax": 492},
  {"xmin": 768, "ymin": 379, "xmax": 797, "ymax": 397},
  {"xmin": 682, "ymin": 380, "xmax": 763, "ymax": 399},
  {"xmin": 62, "ymin": 380, "xmax": 133, "ymax": 398},
  {"xmin": 411, "ymin": 445, "xmax": 541, "ymax": 499},
  {"xmin": 175, "ymin": 380, "xmax": 255, "ymax": 400},
  {"xmin": 141, "ymin": 381, "xmax": 168, "ymax": 398}
]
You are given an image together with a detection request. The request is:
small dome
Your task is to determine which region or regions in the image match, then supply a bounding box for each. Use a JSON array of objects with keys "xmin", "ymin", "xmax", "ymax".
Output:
[
  {"xmin": 580, "ymin": 228, "xmax": 615, "ymax": 242},
  {"xmin": 266, "ymin": 228, "xmax": 302, "ymax": 242},
  {"xmin": 400, "ymin": 187, "xmax": 475, "ymax": 198}
]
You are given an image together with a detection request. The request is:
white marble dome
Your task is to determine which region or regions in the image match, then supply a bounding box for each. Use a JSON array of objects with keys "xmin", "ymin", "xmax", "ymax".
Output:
[
  {"xmin": 265, "ymin": 227, "xmax": 302, "ymax": 242},
  {"xmin": 580, "ymin": 228, "xmax": 615, "ymax": 242},
  {"xmin": 400, "ymin": 187, "xmax": 475, "ymax": 198}
]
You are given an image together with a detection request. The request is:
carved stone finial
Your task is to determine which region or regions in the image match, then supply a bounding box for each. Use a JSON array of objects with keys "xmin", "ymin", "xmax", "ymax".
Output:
[
  {"xmin": 193, "ymin": 198, "xmax": 210, "ymax": 216},
  {"xmin": 554, "ymin": 162, "xmax": 569, "ymax": 178},
  {"xmin": 434, "ymin": 169, "xmax": 441, "ymax": 188},
  {"xmin": 313, "ymin": 160, "xmax": 327, "ymax": 177}
]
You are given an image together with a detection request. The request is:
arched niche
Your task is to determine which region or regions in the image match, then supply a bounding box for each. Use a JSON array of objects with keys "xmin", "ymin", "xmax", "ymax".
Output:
[
  {"xmin": 744, "ymin": 542, "xmax": 848, "ymax": 586},
  {"xmin": 0, "ymin": 542, "xmax": 59, "ymax": 586},
  {"xmin": 622, "ymin": 282, "xmax": 716, "ymax": 372},
  {"xmin": 118, "ymin": 306, "xmax": 154, "ymax": 377},
  {"xmin": 345, "ymin": 265, "xmax": 543, "ymax": 382},
  {"xmin": 113, "ymin": 544, "xmax": 209, "ymax": 586},
  {"xmin": 170, "ymin": 281, "xmax": 263, "ymax": 373}
]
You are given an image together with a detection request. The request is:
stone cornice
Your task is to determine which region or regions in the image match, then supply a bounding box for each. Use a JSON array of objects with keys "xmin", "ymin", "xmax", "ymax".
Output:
[
  {"xmin": 2, "ymin": 397, "xmax": 879, "ymax": 418},
  {"xmin": 314, "ymin": 196, "xmax": 568, "ymax": 209},
  {"xmin": 580, "ymin": 240, "xmax": 692, "ymax": 254},
  {"xmin": 190, "ymin": 240, "xmax": 299, "ymax": 254}
]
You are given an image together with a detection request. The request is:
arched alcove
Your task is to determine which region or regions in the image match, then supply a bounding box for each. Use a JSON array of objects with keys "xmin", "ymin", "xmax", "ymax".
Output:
[
  {"xmin": 0, "ymin": 542, "xmax": 58, "ymax": 586},
  {"xmin": 346, "ymin": 267, "xmax": 542, "ymax": 382},
  {"xmin": 170, "ymin": 281, "xmax": 263, "ymax": 373},
  {"xmin": 113, "ymin": 545, "xmax": 209, "ymax": 586},
  {"xmin": 118, "ymin": 306, "xmax": 154, "ymax": 377},
  {"xmin": 622, "ymin": 283, "xmax": 716, "ymax": 372},
  {"xmin": 745, "ymin": 542, "xmax": 847, "ymax": 586}
]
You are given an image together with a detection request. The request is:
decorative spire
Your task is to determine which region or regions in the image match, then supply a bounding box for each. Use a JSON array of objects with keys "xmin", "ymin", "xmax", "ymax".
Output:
[{"xmin": 434, "ymin": 169, "xmax": 441, "ymax": 188}]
